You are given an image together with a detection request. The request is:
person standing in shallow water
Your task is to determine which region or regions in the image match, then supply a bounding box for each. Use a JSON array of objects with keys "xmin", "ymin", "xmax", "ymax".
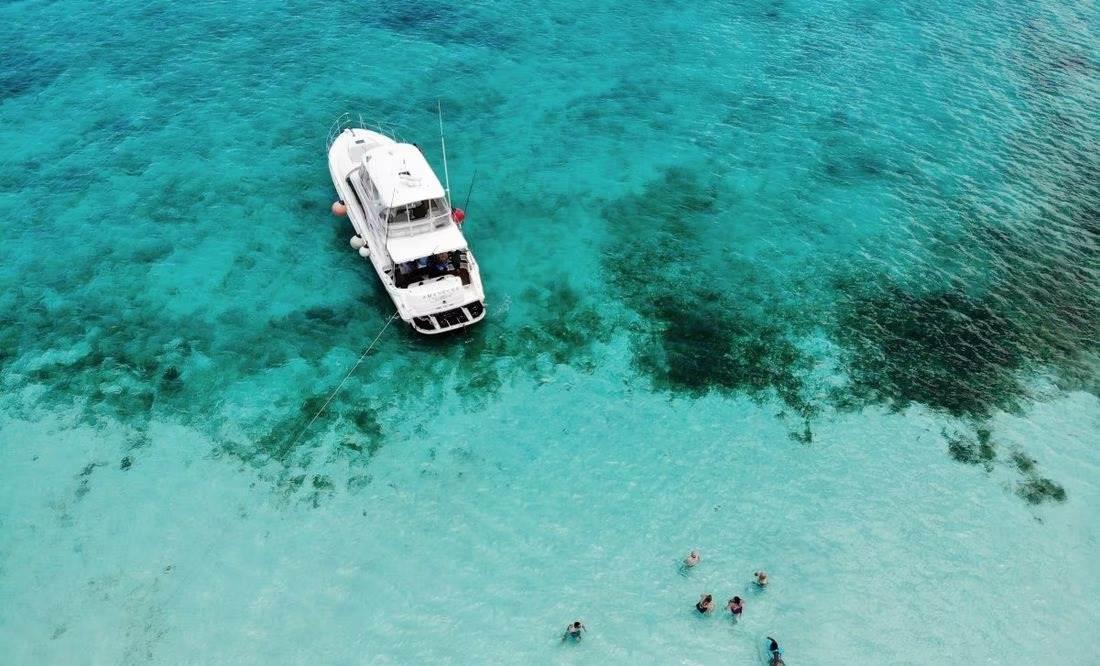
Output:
[
  {"xmin": 754, "ymin": 570, "xmax": 769, "ymax": 587},
  {"xmin": 726, "ymin": 596, "xmax": 744, "ymax": 619},
  {"xmin": 695, "ymin": 593, "xmax": 715, "ymax": 614},
  {"xmin": 562, "ymin": 620, "xmax": 586, "ymax": 641},
  {"xmin": 684, "ymin": 550, "xmax": 700, "ymax": 567}
]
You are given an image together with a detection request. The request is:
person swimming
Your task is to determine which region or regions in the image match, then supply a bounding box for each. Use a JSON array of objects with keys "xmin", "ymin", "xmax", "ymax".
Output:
[
  {"xmin": 766, "ymin": 636, "xmax": 785, "ymax": 665},
  {"xmin": 727, "ymin": 596, "xmax": 744, "ymax": 619},
  {"xmin": 695, "ymin": 593, "xmax": 715, "ymax": 614},
  {"xmin": 684, "ymin": 550, "xmax": 700, "ymax": 567},
  {"xmin": 562, "ymin": 620, "xmax": 586, "ymax": 641},
  {"xmin": 754, "ymin": 570, "xmax": 769, "ymax": 587}
]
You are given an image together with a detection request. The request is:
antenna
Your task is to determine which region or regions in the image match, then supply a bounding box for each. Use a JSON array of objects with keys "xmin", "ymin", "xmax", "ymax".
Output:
[{"xmin": 438, "ymin": 100, "xmax": 451, "ymax": 205}]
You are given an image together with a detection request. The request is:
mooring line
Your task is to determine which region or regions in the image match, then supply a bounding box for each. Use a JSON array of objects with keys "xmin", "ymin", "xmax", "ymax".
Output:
[{"xmin": 284, "ymin": 311, "xmax": 399, "ymax": 451}]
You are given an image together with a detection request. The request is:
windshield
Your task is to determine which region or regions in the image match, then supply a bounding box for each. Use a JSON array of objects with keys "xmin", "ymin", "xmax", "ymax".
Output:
[{"xmin": 387, "ymin": 197, "xmax": 448, "ymax": 225}]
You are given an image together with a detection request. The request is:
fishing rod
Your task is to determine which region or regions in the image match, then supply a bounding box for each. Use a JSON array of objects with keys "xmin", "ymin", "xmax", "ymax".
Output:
[{"xmin": 462, "ymin": 169, "xmax": 478, "ymax": 217}]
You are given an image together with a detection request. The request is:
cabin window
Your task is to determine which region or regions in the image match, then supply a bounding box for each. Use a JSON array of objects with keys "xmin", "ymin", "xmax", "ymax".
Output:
[
  {"xmin": 360, "ymin": 172, "xmax": 381, "ymax": 203},
  {"xmin": 386, "ymin": 198, "xmax": 449, "ymax": 225}
]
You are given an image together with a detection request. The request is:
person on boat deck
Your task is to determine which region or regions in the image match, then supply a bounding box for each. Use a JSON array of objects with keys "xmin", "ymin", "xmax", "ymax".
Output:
[
  {"xmin": 396, "ymin": 261, "xmax": 420, "ymax": 286},
  {"xmin": 409, "ymin": 200, "xmax": 429, "ymax": 220},
  {"xmin": 727, "ymin": 596, "xmax": 744, "ymax": 618},
  {"xmin": 754, "ymin": 570, "xmax": 769, "ymax": 587},
  {"xmin": 684, "ymin": 550, "xmax": 701, "ymax": 567},
  {"xmin": 428, "ymin": 252, "xmax": 452, "ymax": 276},
  {"xmin": 695, "ymin": 593, "xmax": 715, "ymax": 614},
  {"xmin": 562, "ymin": 620, "xmax": 586, "ymax": 641}
]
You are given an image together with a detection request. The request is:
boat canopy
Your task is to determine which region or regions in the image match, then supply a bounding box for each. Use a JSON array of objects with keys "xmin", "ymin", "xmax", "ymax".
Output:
[
  {"xmin": 362, "ymin": 143, "xmax": 447, "ymax": 208},
  {"xmin": 386, "ymin": 224, "xmax": 467, "ymax": 263}
]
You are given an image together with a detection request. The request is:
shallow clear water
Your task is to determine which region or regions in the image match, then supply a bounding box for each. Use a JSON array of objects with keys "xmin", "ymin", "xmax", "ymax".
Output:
[{"xmin": 1, "ymin": 0, "xmax": 1097, "ymax": 663}]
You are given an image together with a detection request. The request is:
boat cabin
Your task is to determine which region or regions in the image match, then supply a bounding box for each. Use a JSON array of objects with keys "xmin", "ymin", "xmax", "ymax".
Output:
[
  {"xmin": 352, "ymin": 144, "xmax": 450, "ymax": 232},
  {"xmin": 351, "ymin": 143, "xmax": 471, "ymax": 289}
]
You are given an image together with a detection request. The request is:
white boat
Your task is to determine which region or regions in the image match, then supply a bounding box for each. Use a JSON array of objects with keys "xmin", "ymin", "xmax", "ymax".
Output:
[{"xmin": 326, "ymin": 115, "xmax": 485, "ymax": 334}]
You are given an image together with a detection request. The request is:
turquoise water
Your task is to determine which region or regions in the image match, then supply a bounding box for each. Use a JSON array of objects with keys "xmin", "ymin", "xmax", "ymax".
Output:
[{"xmin": 1, "ymin": 0, "xmax": 1097, "ymax": 663}]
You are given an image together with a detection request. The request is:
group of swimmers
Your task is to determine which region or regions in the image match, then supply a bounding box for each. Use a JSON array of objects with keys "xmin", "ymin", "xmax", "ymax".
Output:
[
  {"xmin": 686, "ymin": 551, "xmax": 783, "ymax": 663},
  {"xmin": 686, "ymin": 551, "xmax": 769, "ymax": 618},
  {"xmin": 562, "ymin": 550, "xmax": 784, "ymax": 663}
]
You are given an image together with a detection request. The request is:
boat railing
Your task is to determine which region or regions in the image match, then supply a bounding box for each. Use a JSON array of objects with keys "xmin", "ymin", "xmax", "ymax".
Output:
[{"xmin": 326, "ymin": 113, "xmax": 412, "ymax": 149}]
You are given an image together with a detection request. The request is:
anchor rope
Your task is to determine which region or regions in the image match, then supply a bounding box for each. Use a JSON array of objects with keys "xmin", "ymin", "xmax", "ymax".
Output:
[{"xmin": 284, "ymin": 311, "xmax": 399, "ymax": 451}]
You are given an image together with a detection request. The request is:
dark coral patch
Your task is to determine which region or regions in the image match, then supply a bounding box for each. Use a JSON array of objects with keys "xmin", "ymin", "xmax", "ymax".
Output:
[
  {"xmin": 357, "ymin": 1, "xmax": 515, "ymax": 50},
  {"xmin": 945, "ymin": 428, "xmax": 997, "ymax": 471},
  {"xmin": 160, "ymin": 365, "xmax": 183, "ymax": 393},
  {"xmin": 636, "ymin": 296, "xmax": 816, "ymax": 418},
  {"xmin": 229, "ymin": 392, "xmax": 385, "ymax": 471},
  {"xmin": 601, "ymin": 166, "xmax": 817, "ymax": 418},
  {"xmin": 74, "ymin": 461, "xmax": 106, "ymax": 500},
  {"xmin": 1011, "ymin": 451, "xmax": 1036, "ymax": 474},
  {"xmin": 348, "ymin": 406, "xmax": 384, "ymax": 457},
  {"xmin": 835, "ymin": 282, "xmax": 1026, "ymax": 418},
  {"xmin": 0, "ymin": 47, "xmax": 65, "ymax": 101},
  {"xmin": 789, "ymin": 421, "xmax": 813, "ymax": 445},
  {"xmin": 1016, "ymin": 477, "xmax": 1067, "ymax": 505},
  {"xmin": 401, "ymin": 279, "xmax": 612, "ymax": 408},
  {"xmin": 599, "ymin": 160, "xmax": 1083, "ymax": 506},
  {"xmin": 945, "ymin": 427, "xmax": 1068, "ymax": 505},
  {"xmin": 507, "ymin": 283, "xmax": 609, "ymax": 370},
  {"xmin": 347, "ymin": 474, "xmax": 372, "ymax": 493},
  {"xmin": 3, "ymin": 251, "xmax": 611, "ymax": 504}
]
